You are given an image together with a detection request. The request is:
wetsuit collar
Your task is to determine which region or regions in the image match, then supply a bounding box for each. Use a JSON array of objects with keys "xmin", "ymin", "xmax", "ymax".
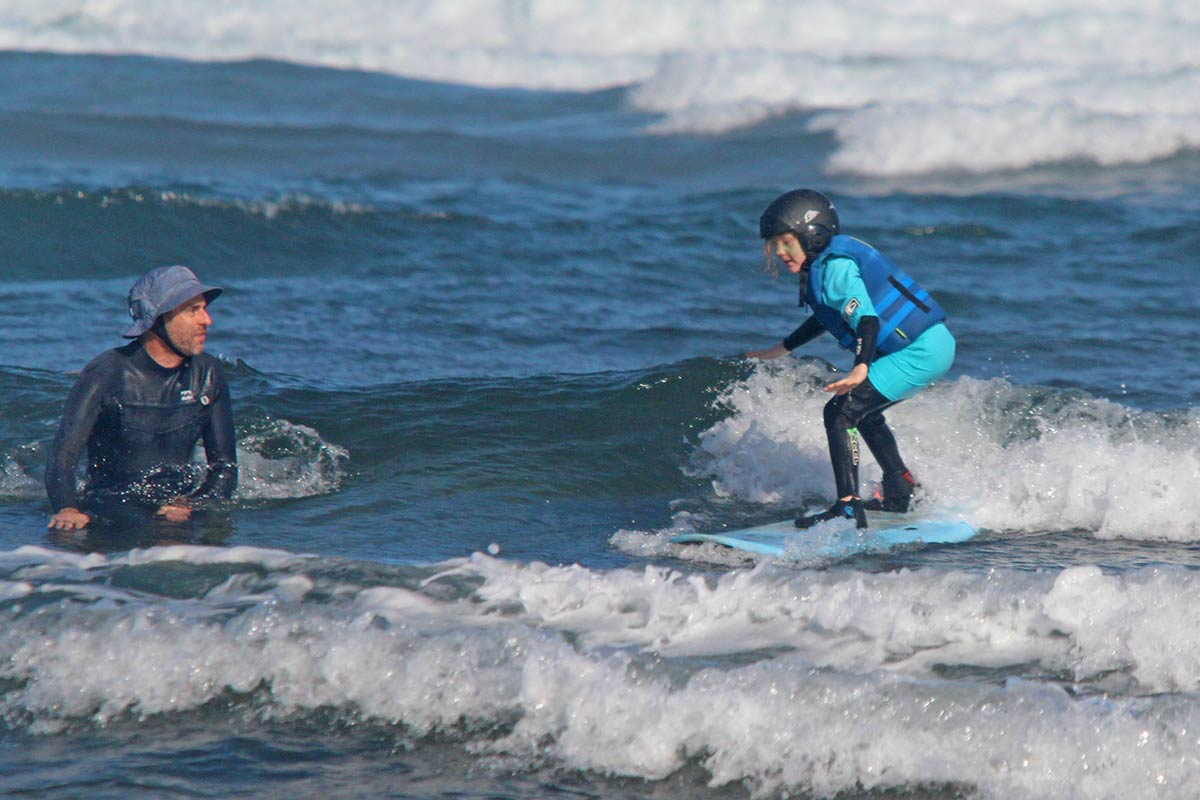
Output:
[{"xmin": 129, "ymin": 341, "xmax": 187, "ymax": 375}]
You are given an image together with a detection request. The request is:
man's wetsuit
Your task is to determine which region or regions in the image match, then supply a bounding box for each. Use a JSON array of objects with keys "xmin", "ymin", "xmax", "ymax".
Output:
[{"xmin": 45, "ymin": 342, "xmax": 238, "ymax": 515}]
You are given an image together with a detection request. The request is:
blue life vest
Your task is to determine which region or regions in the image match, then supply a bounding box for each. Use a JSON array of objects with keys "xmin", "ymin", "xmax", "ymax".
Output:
[{"xmin": 806, "ymin": 235, "xmax": 947, "ymax": 355}]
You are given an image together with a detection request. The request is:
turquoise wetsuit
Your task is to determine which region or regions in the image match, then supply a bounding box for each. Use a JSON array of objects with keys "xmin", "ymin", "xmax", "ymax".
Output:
[
  {"xmin": 815, "ymin": 255, "xmax": 955, "ymax": 400},
  {"xmin": 781, "ymin": 236, "xmax": 956, "ymax": 506}
]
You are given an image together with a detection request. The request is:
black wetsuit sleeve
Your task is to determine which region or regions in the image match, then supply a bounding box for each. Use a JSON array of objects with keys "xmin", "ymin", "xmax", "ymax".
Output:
[
  {"xmin": 44, "ymin": 367, "xmax": 107, "ymax": 511},
  {"xmin": 854, "ymin": 315, "xmax": 881, "ymax": 366},
  {"xmin": 783, "ymin": 316, "xmax": 826, "ymax": 352},
  {"xmin": 194, "ymin": 367, "xmax": 238, "ymax": 499}
]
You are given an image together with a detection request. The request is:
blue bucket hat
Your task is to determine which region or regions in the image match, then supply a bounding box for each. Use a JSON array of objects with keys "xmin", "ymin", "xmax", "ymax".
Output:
[{"xmin": 122, "ymin": 265, "xmax": 223, "ymax": 338}]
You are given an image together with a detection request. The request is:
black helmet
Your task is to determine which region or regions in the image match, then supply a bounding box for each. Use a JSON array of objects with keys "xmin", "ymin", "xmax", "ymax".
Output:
[{"xmin": 759, "ymin": 189, "xmax": 840, "ymax": 256}]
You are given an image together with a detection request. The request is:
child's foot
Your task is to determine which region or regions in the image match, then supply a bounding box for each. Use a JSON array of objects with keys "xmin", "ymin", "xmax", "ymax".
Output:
[
  {"xmin": 795, "ymin": 498, "xmax": 868, "ymax": 530},
  {"xmin": 863, "ymin": 470, "xmax": 917, "ymax": 513}
]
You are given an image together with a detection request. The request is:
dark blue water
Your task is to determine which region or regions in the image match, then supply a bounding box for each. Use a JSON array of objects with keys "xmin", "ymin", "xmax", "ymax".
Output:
[{"xmin": 3, "ymin": 39, "xmax": 1200, "ymax": 800}]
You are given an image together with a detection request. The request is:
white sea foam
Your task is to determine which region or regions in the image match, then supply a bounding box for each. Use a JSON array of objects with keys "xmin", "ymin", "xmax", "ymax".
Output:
[
  {"xmin": 122, "ymin": 543, "xmax": 306, "ymax": 568},
  {"xmin": 1, "ymin": 0, "xmax": 1196, "ymax": 175},
  {"xmin": 691, "ymin": 361, "xmax": 1200, "ymax": 540},
  {"xmin": 0, "ymin": 452, "xmax": 42, "ymax": 500},
  {"xmin": 442, "ymin": 554, "xmax": 1200, "ymax": 694},
  {"xmin": 4, "ymin": 547, "xmax": 1200, "ymax": 796},
  {"xmin": 0, "ymin": 580, "xmax": 32, "ymax": 600},
  {"xmin": 0, "ymin": 543, "xmax": 108, "ymax": 570},
  {"xmin": 234, "ymin": 418, "xmax": 349, "ymax": 501}
]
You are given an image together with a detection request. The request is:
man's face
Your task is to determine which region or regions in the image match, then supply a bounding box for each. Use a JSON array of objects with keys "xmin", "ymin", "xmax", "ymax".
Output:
[
  {"xmin": 766, "ymin": 232, "xmax": 808, "ymax": 274},
  {"xmin": 162, "ymin": 293, "xmax": 212, "ymax": 357}
]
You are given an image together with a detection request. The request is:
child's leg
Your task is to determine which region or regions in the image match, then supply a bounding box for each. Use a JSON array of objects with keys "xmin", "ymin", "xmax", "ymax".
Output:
[{"xmin": 822, "ymin": 381, "xmax": 897, "ymax": 500}]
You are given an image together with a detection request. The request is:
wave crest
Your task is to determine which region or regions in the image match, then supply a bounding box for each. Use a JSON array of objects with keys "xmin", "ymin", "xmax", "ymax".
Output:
[
  {"xmin": 692, "ymin": 360, "xmax": 1200, "ymax": 539},
  {"xmin": 3, "ymin": 0, "xmax": 1196, "ymax": 174},
  {"xmin": 5, "ymin": 547, "xmax": 1200, "ymax": 797}
]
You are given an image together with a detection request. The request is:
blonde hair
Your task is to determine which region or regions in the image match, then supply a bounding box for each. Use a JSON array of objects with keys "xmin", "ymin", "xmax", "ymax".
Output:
[{"xmin": 762, "ymin": 240, "xmax": 781, "ymax": 277}]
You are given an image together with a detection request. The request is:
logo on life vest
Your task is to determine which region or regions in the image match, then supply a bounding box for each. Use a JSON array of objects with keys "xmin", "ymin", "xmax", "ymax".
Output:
[
  {"xmin": 843, "ymin": 297, "xmax": 860, "ymax": 321},
  {"xmin": 179, "ymin": 389, "xmax": 194, "ymax": 403}
]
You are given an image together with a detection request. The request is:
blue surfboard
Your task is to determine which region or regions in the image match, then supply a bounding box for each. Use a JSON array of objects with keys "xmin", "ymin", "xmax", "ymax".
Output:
[{"xmin": 670, "ymin": 510, "xmax": 975, "ymax": 557}]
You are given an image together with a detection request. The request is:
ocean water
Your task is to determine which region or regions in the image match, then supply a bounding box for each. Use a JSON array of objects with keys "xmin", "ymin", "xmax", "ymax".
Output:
[{"xmin": 2, "ymin": 2, "xmax": 1200, "ymax": 798}]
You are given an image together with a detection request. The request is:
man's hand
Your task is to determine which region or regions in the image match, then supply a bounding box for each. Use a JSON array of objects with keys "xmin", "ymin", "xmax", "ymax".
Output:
[
  {"xmin": 156, "ymin": 502, "xmax": 193, "ymax": 523},
  {"xmin": 825, "ymin": 363, "xmax": 869, "ymax": 395},
  {"xmin": 48, "ymin": 507, "xmax": 91, "ymax": 530},
  {"xmin": 746, "ymin": 343, "xmax": 790, "ymax": 360}
]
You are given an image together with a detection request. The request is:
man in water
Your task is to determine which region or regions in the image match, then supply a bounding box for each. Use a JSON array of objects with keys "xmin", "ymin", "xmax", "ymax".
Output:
[
  {"xmin": 746, "ymin": 190, "xmax": 956, "ymax": 529},
  {"xmin": 46, "ymin": 265, "xmax": 238, "ymax": 531}
]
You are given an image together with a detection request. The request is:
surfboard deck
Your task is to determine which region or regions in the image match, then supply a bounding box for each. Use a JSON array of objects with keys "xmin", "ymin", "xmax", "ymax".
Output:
[{"xmin": 670, "ymin": 510, "xmax": 976, "ymax": 557}]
